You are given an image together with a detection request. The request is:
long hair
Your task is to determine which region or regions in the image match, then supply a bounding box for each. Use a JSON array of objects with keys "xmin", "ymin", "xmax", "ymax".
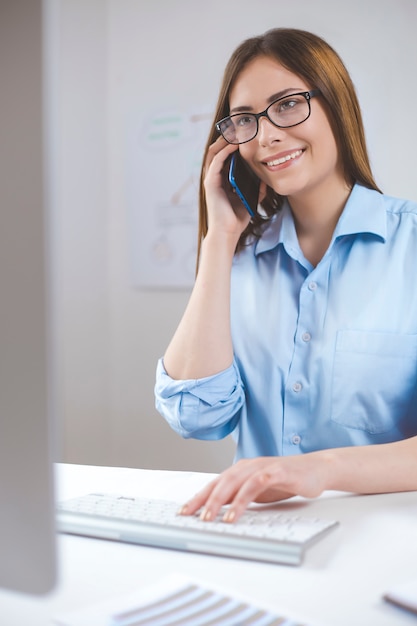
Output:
[{"xmin": 196, "ymin": 28, "xmax": 381, "ymax": 264}]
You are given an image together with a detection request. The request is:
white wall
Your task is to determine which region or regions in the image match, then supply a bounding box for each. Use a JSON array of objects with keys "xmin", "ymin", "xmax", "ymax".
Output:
[{"xmin": 51, "ymin": 0, "xmax": 417, "ymax": 471}]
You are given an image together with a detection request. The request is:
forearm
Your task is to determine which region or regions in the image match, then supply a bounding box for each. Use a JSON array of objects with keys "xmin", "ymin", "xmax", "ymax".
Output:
[
  {"xmin": 163, "ymin": 231, "xmax": 238, "ymax": 380},
  {"xmin": 324, "ymin": 436, "xmax": 417, "ymax": 494},
  {"xmin": 179, "ymin": 437, "xmax": 417, "ymax": 523}
]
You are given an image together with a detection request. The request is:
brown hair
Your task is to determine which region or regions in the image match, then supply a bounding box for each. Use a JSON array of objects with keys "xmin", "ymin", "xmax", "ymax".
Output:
[{"xmin": 196, "ymin": 27, "xmax": 381, "ymax": 263}]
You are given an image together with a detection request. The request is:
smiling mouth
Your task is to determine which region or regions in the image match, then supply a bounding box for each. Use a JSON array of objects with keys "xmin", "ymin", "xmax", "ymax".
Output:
[{"xmin": 265, "ymin": 149, "xmax": 303, "ymax": 167}]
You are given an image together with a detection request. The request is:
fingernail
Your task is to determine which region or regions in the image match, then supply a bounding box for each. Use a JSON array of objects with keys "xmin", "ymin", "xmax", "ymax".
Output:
[
  {"xmin": 200, "ymin": 507, "xmax": 212, "ymax": 521},
  {"xmin": 223, "ymin": 509, "xmax": 235, "ymax": 523},
  {"xmin": 177, "ymin": 504, "xmax": 188, "ymax": 515}
]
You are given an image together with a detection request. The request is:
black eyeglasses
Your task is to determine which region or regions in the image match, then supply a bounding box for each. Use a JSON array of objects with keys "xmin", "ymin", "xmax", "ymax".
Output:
[{"xmin": 216, "ymin": 89, "xmax": 321, "ymax": 145}]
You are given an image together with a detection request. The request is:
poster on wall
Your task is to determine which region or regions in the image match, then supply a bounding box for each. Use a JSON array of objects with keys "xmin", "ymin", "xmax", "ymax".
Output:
[{"xmin": 127, "ymin": 106, "xmax": 213, "ymax": 289}]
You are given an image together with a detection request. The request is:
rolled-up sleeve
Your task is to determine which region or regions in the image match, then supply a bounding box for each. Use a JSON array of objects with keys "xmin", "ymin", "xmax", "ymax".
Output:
[{"xmin": 154, "ymin": 358, "xmax": 245, "ymax": 440}]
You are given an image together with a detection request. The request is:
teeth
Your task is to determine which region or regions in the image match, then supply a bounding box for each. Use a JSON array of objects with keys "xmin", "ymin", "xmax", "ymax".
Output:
[{"xmin": 266, "ymin": 150, "xmax": 302, "ymax": 167}]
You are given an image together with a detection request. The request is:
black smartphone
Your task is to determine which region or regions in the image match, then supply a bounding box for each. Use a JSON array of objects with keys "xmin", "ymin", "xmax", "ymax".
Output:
[{"xmin": 228, "ymin": 152, "xmax": 260, "ymax": 217}]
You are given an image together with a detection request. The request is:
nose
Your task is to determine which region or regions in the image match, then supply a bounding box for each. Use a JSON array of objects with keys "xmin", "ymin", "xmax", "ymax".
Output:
[{"xmin": 257, "ymin": 115, "xmax": 285, "ymax": 146}]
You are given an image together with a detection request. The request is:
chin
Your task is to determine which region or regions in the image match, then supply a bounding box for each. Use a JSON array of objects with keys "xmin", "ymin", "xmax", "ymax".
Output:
[
  {"xmin": 272, "ymin": 175, "xmax": 314, "ymax": 200},
  {"xmin": 271, "ymin": 184, "xmax": 304, "ymax": 198}
]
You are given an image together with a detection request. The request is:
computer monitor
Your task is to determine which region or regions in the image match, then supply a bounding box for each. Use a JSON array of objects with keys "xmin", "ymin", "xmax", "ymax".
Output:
[{"xmin": 0, "ymin": 0, "xmax": 57, "ymax": 594}]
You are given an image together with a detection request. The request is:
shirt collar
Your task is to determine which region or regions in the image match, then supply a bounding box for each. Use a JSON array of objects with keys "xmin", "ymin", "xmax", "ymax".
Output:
[{"xmin": 254, "ymin": 183, "xmax": 387, "ymax": 256}]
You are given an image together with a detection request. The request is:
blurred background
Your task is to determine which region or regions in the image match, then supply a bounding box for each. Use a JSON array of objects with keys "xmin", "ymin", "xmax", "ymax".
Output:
[{"xmin": 44, "ymin": 0, "xmax": 417, "ymax": 471}]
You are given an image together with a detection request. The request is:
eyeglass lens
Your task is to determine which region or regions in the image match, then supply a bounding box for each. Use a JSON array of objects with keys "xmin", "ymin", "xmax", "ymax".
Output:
[{"xmin": 219, "ymin": 93, "xmax": 312, "ymax": 145}]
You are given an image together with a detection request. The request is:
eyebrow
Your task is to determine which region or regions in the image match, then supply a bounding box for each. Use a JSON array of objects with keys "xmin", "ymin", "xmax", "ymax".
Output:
[{"xmin": 229, "ymin": 87, "xmax": 304, "ymax": 114}]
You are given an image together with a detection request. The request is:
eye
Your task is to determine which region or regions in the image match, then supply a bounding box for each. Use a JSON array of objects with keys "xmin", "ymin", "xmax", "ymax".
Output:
[
  {"xmin": 281, "ymin": 99, "xmax": 297, "ymax": 110},
  {"xmin": 271, "ymin": 95, "xmax": 305, "ymax": 116},
  {"xmin": 235, "ymin": 114, "xmax": 255, "ymax": 128}
]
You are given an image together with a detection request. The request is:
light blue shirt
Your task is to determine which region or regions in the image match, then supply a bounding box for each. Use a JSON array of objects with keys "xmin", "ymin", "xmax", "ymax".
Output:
[{"xmin": 155, "ymin": 184, "xmax": 417, "ymax": 460}]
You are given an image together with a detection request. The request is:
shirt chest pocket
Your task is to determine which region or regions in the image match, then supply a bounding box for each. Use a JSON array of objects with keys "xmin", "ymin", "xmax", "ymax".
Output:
[{"xmin": 331, "ymin": 330, "xmax": 417, "ymax": 434}]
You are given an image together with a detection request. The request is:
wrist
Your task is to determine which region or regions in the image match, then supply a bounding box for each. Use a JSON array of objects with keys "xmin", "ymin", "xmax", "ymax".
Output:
[
  {"xmin": 316, "ymin": 448, "xmax": 339, "ymax": 492},
  {"xmin": 202, "ymin": 230, "xmax": 240, "ymax": 257}
]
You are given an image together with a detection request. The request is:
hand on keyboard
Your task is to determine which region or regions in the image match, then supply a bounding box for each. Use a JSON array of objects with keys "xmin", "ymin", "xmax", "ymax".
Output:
[{"xmin": 179, "ymin": 453, "xmax": 330, "ymax": 523}]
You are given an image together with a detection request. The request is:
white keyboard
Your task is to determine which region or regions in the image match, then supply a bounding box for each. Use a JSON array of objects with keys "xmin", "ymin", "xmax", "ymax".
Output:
[{"xmin": 57, "ymin": 493, "xmax": 338, "ymax": 566}]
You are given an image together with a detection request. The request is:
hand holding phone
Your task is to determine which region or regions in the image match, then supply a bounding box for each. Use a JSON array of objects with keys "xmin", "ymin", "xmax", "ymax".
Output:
[{"xmin": 228, "ymin": 152, "xmax": 261, "ymax": 217}]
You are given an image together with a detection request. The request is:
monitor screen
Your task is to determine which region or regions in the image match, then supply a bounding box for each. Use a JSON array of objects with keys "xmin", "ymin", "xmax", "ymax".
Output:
[{"xmin": 0, "ymin": 0, "xmax": 57, "ymax": 595}]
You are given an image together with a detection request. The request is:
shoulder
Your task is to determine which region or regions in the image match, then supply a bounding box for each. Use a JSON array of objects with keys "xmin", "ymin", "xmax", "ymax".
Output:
[
  {"xmin": 342, "ymin": 185, "xmax": 417, "ymax": 240},
  {"xmin": 381, "ymin": 191, "xmax": 417, "ymax": 216},
  {"xmin": 353, "ymin": 184, "xmax": 417, "ymax": 213}
]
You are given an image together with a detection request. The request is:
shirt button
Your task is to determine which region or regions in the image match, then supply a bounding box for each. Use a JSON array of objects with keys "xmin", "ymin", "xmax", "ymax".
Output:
[
  {"xmin": 302, "ymin": 332, "xmax": 311, "ymax": 342},
  {"xmin": 292, "ymin": 435, "xmax": 301, "ymax": 445},
  {"xmin": 292, "ymin": 382, "xmax": 302, "ymax": 392},
  {"xmin": 308, "ymin": 281, "xmax": 317, "ymax": 291}
]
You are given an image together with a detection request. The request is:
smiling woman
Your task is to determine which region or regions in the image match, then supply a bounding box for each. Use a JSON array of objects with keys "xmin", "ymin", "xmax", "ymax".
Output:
[
  {"xmin": 228, "ymin": 55, "xmax": 348, "ymax": 224},
  {"xmin": 154, "ymin": 27, "xmax": 417, "ymax": 523}
]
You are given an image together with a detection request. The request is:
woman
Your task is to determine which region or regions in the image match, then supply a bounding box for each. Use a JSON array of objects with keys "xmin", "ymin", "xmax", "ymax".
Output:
[{"xmin": 155, "ymin": 28, "xmax": 417, "ymax": 523}]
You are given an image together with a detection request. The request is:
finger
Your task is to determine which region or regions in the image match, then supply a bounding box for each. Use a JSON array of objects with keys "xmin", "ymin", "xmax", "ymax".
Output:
[
  {"xmin": 207, "ymin": 134, "xmax": 231, "ymax": 156},
  {"xmin": 222, "ymin": 463, "xmax": 296, "ymax": 522},
  {"xmin": 204, "ymin": 140, "xmax": 237, "ymax": 179},
  {"xmin": 195, "ymin": 461, "xmax": 258, "ymax": 522},
  {"xmin": 204, "ymin": 137, "xmax": 227, "ymax": 171},
  {"xmin": 220, "ymin": 470, "xmax": 276, "ymax": 522},
  {"xmin": 177, "ymin": 477, "xmax": 219, "ymax": 516}
]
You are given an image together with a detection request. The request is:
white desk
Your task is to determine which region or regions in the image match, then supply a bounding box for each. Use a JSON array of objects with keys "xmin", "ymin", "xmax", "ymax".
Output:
[{"xmin": 1, "ymin": 463, "xmax": 417, "ymax": 625}]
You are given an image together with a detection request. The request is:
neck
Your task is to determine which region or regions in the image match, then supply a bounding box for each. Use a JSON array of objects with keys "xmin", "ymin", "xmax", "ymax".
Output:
[{"xmin": 288, "ymin": 177, "xmax": 352, "ymax": 266}]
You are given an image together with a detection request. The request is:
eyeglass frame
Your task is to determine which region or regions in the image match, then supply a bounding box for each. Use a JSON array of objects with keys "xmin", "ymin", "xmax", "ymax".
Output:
[{"xmin": 216, "ymin": 89, "xmax": 321, "ymax": 145}]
